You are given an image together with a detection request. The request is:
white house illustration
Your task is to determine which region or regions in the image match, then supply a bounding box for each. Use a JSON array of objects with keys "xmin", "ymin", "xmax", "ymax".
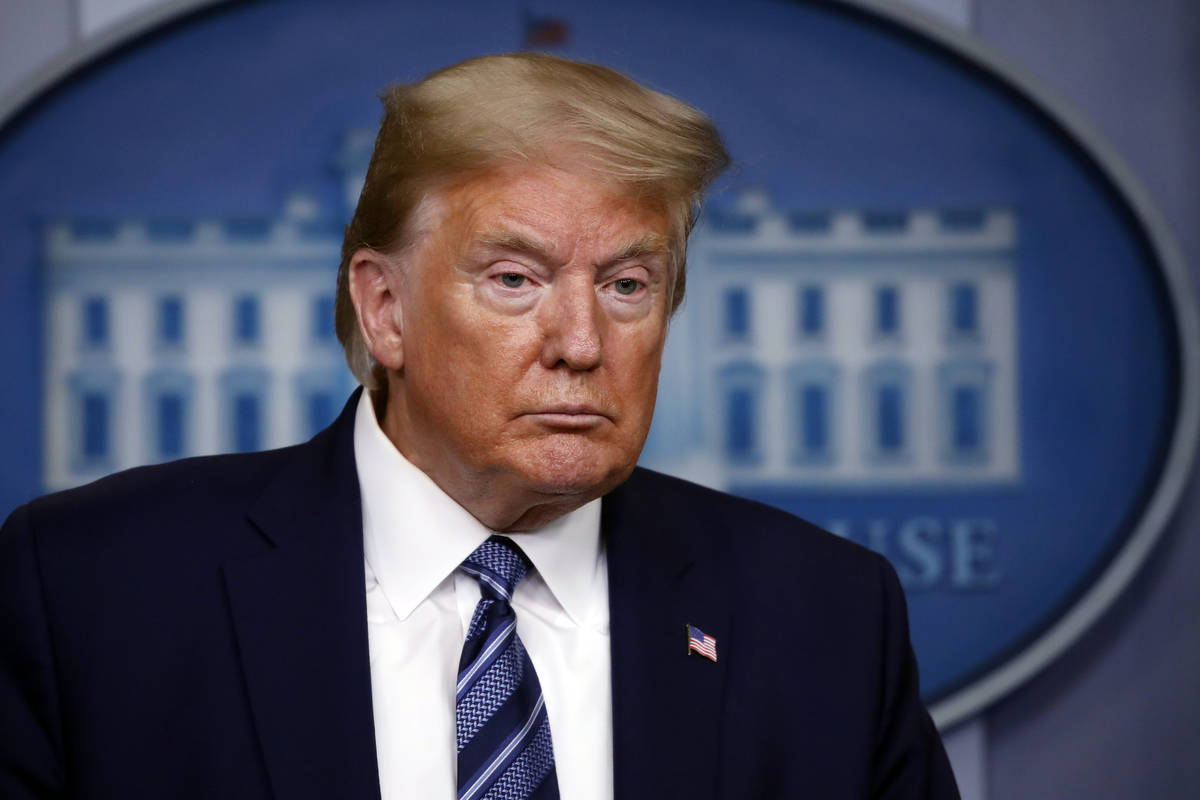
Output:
[
  {"xmin": 41, "ymin": 192, "xmax": 355, "ymax": 493},
  {"xmin": 641, "ymin": 188, "xmax": 1020, "ymax": 489},
  {"xmin": 41, "ymin": 134, "xmax": 1020, "ymax": 493}
]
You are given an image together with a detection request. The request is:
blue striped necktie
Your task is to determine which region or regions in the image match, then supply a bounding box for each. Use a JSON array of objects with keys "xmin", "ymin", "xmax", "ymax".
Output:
[{"xmin": 456, "ymin": 536, "xmax": 560, "ymax": 800}]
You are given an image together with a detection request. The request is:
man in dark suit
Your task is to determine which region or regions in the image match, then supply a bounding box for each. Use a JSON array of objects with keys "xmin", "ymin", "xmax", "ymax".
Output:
[{"xmin": 0, "ymin": 53, "xmax": 958, "ymax": 799}]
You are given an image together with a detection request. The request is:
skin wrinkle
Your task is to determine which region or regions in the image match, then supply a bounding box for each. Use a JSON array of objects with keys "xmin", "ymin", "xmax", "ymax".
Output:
[{"xmin": 350, "ymin": 160, "xmax": 671, "ymax": 532}]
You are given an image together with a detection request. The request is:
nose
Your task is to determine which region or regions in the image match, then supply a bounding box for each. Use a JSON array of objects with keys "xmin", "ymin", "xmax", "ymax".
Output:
[{"xmin": 538, "ymin": 277, "xmax": 602, "ymax": 371}]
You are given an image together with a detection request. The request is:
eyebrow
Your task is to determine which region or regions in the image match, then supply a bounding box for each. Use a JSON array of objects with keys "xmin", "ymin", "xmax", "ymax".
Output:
[
  {"xmin": 475, "ymin": 231, "xmax": 552, "ymax": 260},
  {"xmin": 474, "ymin": 230, "xmax": 670, "ymax": 268},
  {"xmin": 609, "ymin": 234, "xmax": 670, "ymax": 265}
]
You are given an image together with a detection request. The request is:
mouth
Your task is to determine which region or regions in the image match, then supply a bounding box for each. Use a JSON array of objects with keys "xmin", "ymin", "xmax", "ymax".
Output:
[{"xmin": 522, "ymin": 405, "xmax": 612, "ymax": 430}]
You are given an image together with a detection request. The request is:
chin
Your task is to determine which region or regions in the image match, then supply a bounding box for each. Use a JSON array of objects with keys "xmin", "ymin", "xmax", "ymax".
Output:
[{"xmin": 511, "ymin": 437, "xmax": 636, "ymax": 498}]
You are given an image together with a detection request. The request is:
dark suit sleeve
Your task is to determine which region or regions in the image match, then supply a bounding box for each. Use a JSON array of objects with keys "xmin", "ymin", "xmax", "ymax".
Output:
[
  {"xmin": 870, "ymin": 555, "xmax": 960, "ymax": 799},
  {"xmin": 0, "ymin": 504, "xmax": 66, "ymax": 799}
]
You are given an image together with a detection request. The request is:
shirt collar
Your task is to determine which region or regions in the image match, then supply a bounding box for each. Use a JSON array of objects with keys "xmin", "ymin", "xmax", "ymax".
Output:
[{"xmin": 353, "ymin": 389, "xmax": 602, "ymax": 626}]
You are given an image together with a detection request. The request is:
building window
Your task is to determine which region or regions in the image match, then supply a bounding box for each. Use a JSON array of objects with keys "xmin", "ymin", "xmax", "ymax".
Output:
[
  {"xmin": 949, "ymin": 282, "xmax": 979, "ymax": 337},
  {"xmin": 312, "ymin": 294, "xmax": 336, "ymax": 343},
  {"xmin": 874, "ymin": 286, "xmax": 900, "ymax": 337},
  {"xmin": 233, "ymin": 295, "xmax": 260, "ymax": 345},
  {"xmin": 70, "ymin": 370, "xmax": 120, "ymax": 472},
  {"xmin": 798, "ymin": 286, "xmax": 824, "ymax": 338},
  {"xmin": 82, "ymin": 392, "xmax": 110, "ymax": 460},
  {"xmin": 143, "ymin": 370, "xmax": 194, "ymax": 462},
  {"xmin": 722, "ymin": 287, "xmax": 750, "ymax": 341},
  {"xmin": 863, "ymin": 361, "xmax": 911, "ymax": 462},
  {"xmin": 802, "ymin": 385, "xmax": 829, "ymax": 451},
  {"xmin": 787, "ymin": 362, "xmax": 839, "ymax": 464},
  {"xmin": 233, "ymin": 394, "xmax": 259, "ymax": 452},
  {"xmin": 718, "ymin": 362, "xmax": 765, "ymax": 465},
  {"xmin": 83, "ymin": 296, "xmax": 109, "ymax": 348},
  {"xmin": 727, "ymin": 387, "xmax": 756, "ymax": 458},
  {"xmin": 938, "ymin": 361, "xmax": 993, "ymax": 463},
  {"xmin": 877, "ymin": 384, "xmax": 905, "ymax": 453},
  {"xmin": 952, "ymin": 385, "xmax": 982, "ymax": 451},
  {"xmin": 158, "ymin": 296, "xmax": 185, "ymax": 347},
  {"xmin": 156, "ymin": 393, "xmax": 186, "ymax": 458},
  {"xmin": 221, "ymin": 368, "xmax": 268, "ymax": 453}
]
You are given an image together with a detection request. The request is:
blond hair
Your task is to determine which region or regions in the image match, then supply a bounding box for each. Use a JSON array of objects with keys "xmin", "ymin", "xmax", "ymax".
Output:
[{"xmin": 335, "ymin": 52, "xmax": 729, "ymax": 388}]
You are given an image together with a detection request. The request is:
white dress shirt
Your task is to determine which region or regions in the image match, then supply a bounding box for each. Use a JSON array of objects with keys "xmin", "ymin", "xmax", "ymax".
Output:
[{"xmin": 354, "ymin": 390, "xmax": 613, "ymax": 800}]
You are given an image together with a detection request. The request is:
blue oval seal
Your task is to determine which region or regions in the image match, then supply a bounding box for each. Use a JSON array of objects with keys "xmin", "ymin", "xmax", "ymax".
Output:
[{"xmin": 0, "ymin": 0, "xmax": 1194, "ymax": 727}]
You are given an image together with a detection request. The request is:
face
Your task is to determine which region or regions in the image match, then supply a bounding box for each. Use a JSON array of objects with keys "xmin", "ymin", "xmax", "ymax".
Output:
[{"xmin": 356, "ymin": 162, "xmax": 673, "ymax": 530}]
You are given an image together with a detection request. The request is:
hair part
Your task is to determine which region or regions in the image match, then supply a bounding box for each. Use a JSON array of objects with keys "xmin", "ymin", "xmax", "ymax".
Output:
[{"xmin": 335, "ymin": 52, "xmax": 729, "ymax": 388}]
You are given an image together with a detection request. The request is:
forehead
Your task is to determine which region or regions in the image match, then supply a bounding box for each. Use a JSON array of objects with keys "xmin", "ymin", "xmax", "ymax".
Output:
[{"xmin": 429, "ymin": 163, "xmax": 672, "ymax": 258}]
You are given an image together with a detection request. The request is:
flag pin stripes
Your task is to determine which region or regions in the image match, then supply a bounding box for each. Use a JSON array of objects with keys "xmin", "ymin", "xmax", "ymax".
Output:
[{"xmin": 686, "ymin": 624, "xmax": 718, "ymax": 662}]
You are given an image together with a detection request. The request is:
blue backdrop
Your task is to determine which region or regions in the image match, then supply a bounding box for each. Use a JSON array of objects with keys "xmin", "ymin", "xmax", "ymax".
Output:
[{"xmin": 0, "ymin": 0, "xmax": 1182, "ymax": 710}]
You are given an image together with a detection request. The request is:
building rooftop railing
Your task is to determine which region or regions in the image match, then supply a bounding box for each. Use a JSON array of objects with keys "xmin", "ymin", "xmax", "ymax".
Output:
[{"xmin": 694, "ymin": 189, "xmax": 1015, "ymax": 254}]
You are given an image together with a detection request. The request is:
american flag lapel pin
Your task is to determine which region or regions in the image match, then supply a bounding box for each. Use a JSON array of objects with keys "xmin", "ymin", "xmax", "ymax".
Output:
[{"xmin": 686, "ymin": 623, "xmax": 718, "ymax": 662}]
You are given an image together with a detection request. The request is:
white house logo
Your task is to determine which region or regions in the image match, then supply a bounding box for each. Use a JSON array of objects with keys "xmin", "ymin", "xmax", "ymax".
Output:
[
  {"xmin": 645, "ymin": 190, "xmax": 1019, "ymax": 491},
  {"xmin": 640, "ymin": 190, "xmax": 1021, "ymax": 598},
  {"xmin": 1, "ymin": 0, "xmax": 1195, "ymax": 729},
  {"xmin": 41, "ymin": 190, "xmax": 357, "ymax": 491},
  {"xmin": 43, "ymin": 148, "xmax": 1019, "ymax": 500}
]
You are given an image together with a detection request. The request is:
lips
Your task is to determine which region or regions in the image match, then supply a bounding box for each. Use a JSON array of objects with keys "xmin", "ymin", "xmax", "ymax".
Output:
[
  {"xmin": 539, "ymin": 403, "xmax": 606, "ymax": 416},
  {"xmin": 522, "ymin": 403, "xmax": 612, "ymax": 429}
]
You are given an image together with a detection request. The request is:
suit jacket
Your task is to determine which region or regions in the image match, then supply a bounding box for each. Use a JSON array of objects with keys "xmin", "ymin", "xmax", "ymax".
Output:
[{"xmin": 0, "ymin": 393, "xmax": 958, "ymax": 799}]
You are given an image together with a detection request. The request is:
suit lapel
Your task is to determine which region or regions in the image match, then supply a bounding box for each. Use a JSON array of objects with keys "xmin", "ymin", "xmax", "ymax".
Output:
[
  {"xmin": 605, "ymin": 471, "xmax": 731, "ymax": 800},
  {"xmin": 223, "ymin": 393, "xmax": 382, "ymax": 800}
]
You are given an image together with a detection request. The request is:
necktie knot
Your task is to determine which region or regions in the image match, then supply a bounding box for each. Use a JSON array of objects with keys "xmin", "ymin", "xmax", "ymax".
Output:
[{"xmin": 460, "ymin": 535, "xmax": 529, "ymax": 602}]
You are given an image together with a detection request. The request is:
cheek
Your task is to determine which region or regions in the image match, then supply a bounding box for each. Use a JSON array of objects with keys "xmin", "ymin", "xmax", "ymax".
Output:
[
  {"xmin": 631, "ymin": 363, "xmax": 663, "ymax": 423},
  {"xmin": 613, "ymin": 330, "xmax": 666, "ymax": 417},
  {"xmin": 411, "ymin": 312, "xmax": 536, "ymax": 412}
]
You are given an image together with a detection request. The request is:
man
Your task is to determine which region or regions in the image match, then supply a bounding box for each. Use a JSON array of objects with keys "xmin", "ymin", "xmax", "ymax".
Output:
[{"xmin": 0, "ymin": 53, "xmax": 958, "ymax": 799}]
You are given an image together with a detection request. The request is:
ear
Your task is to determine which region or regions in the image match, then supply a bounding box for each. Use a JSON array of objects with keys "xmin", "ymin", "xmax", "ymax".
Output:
[{"xmin": 348, "ymin": 248, "xmax": 405, "ymax": 371}]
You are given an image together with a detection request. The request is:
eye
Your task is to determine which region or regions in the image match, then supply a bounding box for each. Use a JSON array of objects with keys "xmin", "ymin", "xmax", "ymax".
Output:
[
  {"xmin": 613, "ymin": 277, "xmax": 642, "ymax": 296},
  {"xmin": 498, "ymin": 272, "xmax": 526, "ymax": 288}
]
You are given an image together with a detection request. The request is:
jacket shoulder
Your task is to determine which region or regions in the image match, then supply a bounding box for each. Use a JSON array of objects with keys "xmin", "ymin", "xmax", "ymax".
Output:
[
  {"xmin": 9, "ymin": 446, "xmax": 301, "ymax": 561},
  {"xmin": 37, "ymin": 447, "xmax": 291, "ymax": 515},
  {"xmin": 620, "ymin": 466, "xmax": 885, "ymax": 577}
]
